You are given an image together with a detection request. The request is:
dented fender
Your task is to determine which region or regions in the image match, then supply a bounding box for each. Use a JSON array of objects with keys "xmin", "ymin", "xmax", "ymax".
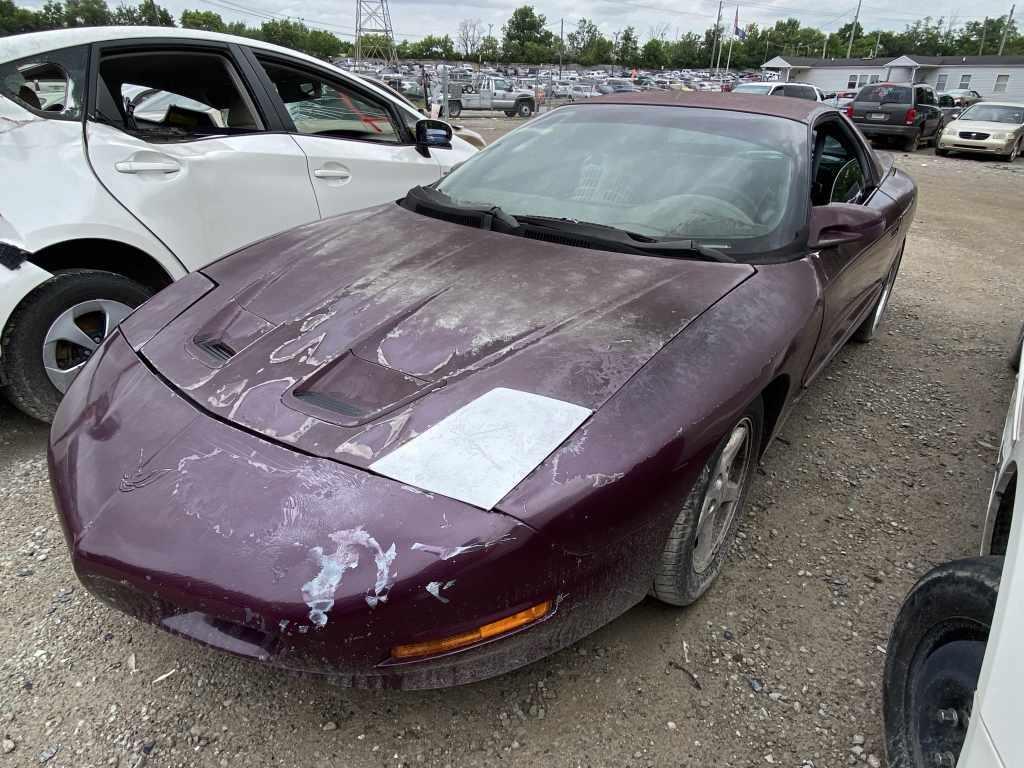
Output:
[{"xmin": 0, "ymin": 238, "xmax": 51, "ymax": 364}]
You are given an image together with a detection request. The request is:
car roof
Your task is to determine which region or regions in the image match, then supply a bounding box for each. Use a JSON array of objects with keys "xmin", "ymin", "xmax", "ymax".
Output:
[
  {"xmin": 960, "ymin": 100, "xmax": 1024, "ymax": 108},
  {"xmin": 587, "ymin": 90, "xmax": 832, "ymax": 124},
  {"xmin": 1, "ymin": 26, "xmax": 330, "ymax": 71}
]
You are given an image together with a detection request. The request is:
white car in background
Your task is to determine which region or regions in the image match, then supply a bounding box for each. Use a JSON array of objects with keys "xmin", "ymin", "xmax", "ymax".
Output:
[
  {"xmin": 732, "ymin": 81, "xmax": 828, "ymax": 101},
  {"xmin": 883, "ymin": 325, "xmax": 1024, "ymax": 768},
  {"xmin": 0, "ymin": 26, "xmax": 476, "ymax": 421}
]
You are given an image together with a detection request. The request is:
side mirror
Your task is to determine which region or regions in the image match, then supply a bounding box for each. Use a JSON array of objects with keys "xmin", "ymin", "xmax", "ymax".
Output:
[
  {"xmin": 807, "ymin": 203, "xmax": 886, "ymax": 249},
  {"xmin": 415, "ymin": 118, "xmax": 452, "ymax": 155}
]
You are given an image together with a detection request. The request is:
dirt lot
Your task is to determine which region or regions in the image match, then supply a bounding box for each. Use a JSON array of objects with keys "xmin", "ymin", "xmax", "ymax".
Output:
[{"xmin": 2, "ymin": 121, "xmax": 1022, "ymax": 768}]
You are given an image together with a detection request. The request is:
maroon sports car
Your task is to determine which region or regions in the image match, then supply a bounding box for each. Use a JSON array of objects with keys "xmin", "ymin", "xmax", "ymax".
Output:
[{"xmin": 49, "ymin": 92, "xmax": 916, "ymax": 689}]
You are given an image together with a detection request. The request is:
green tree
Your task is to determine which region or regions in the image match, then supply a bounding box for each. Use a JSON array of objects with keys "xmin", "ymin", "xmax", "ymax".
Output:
[
  {"xmin": 567, "ymin": 17, "xmax": 613, "ymax": 65},
  {"xmin": 111, "ymin": 0, "xmax": 174, "ymax": 26},
  {"xmin": 306, "ymin": 28, "xmax": 344, "ymax": 59},
  {"xmin": 0, "ymin": 0, "xmax": 40, "ymax": 33},
  {"xmin": 63, "ymin": 0, "xmax": 111, "ymax": 26},
  {"xmin": 477, "ymin": 34, "xmax": 500, "ymax": 62},
  {"xmin": 616, "ymin": 25, "xmax": 639, "ymax": 67},
  {"xmin": 179, "ymin": 9, "xmax": 226, "ymax": 32},
  {"xmin": 406, "ymin": 33, "xmax": 455, "ymax": 59},
  {"xmin": 641, "ymin": 37, "xmax": 665, "ymax": 68},
  {"xmin": 502, "ymin": 5, "xmax": 555, "ymax": 63}
]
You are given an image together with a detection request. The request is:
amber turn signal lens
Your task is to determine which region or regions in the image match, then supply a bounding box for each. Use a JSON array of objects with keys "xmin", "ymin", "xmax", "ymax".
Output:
[{"xmin": 391, "ymin": 600, "xmax": 553, "ymax": 660}]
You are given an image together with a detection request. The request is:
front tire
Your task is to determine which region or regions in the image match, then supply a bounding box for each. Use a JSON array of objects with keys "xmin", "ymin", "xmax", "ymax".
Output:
[
  {"xmin": 883, "ymin": 557, "xmax": 1001, "ymax": 768},
  {"xmin": 652, "ymin": 399, "xmax": 763, "ymax": 606},
  {"xmin": 1, "ymin": 269, "xmax": 152, "ymax": 422},
  {"xmin": 1000, "ymin": 139, "xmax": 1019, "ymax": 163},
  {"xmin": 853, "ymin": 246, "xmax": 903, "ymax": 342},
  {"xmin": 516, "ymin": 100, "xmax": 534, "ymax": 118}
]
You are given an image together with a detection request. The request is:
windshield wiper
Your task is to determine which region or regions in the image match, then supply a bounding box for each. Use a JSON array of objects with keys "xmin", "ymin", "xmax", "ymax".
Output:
[
  {"xmin": 513, "ymin": 215, "xmax": 736, "ymax": 262},
  {"xmin": 402, "ymin": 185, "xmax": 520, "ymax": 232},
  {"xmin": 401, "ymin": 189, "xmax": 735, "ymax": 263}
]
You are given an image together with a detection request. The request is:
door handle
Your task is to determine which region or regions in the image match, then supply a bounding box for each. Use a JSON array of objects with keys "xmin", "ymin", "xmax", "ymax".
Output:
[
  {"xmin": 314, "ymin": 168, "xmax": 351, "ymax": 180},
  {"xmin": 115, "ymin": 160, "xmax": 180, "ymax": 174}
]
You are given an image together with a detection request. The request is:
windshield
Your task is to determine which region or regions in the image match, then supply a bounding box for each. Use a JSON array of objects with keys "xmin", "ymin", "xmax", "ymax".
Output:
[
  {"xmin": 958, "ymin": 104, "xmax": 1024, "ymax": 124},
  {"xmin": 435, "ymin": 104, "xmax": 805, "ymax": 256},
  {"xmin": 733, "ymin": 84, "xmax": 773, "ymax": 95},
  {"xmin": 856, "ymin": 84, "xmax": 911, "ymax": 104}
]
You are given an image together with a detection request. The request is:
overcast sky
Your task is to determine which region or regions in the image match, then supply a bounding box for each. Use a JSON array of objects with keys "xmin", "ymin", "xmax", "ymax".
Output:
[{"xmin": 18, "ymin": 0, "xmax": 1018, "ymax": 44}]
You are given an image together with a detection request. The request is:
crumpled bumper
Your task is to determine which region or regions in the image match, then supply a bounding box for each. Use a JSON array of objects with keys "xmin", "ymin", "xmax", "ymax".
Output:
[{"xmin": 48, "ymin": 331, "xmax": 591, "ymax": 689}]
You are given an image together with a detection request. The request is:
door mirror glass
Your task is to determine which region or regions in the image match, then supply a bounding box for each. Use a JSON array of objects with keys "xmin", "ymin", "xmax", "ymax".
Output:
[
  {"xmin": 808, "ymin": 203, "xmax": 885, "ymax": 249},
  {"xmin": 415, "ymin": 118, "xmax": 453, "ymax": 149}
]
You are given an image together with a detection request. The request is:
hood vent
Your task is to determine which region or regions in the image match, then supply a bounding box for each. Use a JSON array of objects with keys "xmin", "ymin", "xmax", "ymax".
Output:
[
  {"xmin": 194, "ymin": 337, "xmax": 236, "ymax": 363},
  {"xmin": 523, "ymin": 229, "xmax": 591, "ymax": 249},
  {"xmin": 411, "ymin": 203, "xmax": 489, "ymax": 229}
]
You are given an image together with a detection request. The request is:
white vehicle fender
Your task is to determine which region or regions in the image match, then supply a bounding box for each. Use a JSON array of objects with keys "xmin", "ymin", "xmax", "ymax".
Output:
[{"xmin": 0, "ymin": 250, "xmax": 51, "ymax": 361}]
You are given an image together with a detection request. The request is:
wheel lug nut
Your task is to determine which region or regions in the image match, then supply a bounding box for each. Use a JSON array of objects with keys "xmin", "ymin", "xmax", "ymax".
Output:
[{"xmin": 936, "ymin": 708, "xmax": 959, "ymax": 726}]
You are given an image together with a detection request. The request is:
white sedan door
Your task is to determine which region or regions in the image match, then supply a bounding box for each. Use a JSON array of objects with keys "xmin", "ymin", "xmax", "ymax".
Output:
[
  {"xmin": 85, "ymin": 43, "xmax": 320, "ymax": 271},
  {"xmin": 251, "ymin": 55, "xmax": 443, "ymax": 218}
]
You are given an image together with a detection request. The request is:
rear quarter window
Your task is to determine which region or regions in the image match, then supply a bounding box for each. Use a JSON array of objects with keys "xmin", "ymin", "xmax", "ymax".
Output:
[
  {"xmin": 0, "ymin": 45, "xmax": 88, "ymax": 120},
  {"xmin": 856, "ymin": 85, "xmax": 911, "ymax": 104}
]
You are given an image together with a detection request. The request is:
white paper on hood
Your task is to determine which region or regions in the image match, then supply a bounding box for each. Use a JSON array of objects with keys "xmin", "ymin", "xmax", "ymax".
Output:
[{"xmin": 369, "ymin": 387, "xmax": 592, "ymax": 510}]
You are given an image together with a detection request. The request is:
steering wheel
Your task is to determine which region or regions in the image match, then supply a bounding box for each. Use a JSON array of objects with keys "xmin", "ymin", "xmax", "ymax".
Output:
[{"xmin": 693, "ymin": 182, "xmax": 762, "ymax": 220}]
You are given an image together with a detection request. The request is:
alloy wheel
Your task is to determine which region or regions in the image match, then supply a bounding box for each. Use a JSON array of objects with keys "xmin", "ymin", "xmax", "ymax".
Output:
[
  {"xmin": 692, "ymin": 417, "xmax": 754, "ymax": 574},
  {"xmin": 42, "ymin": 299, "xmax": 133, "ymax": 392}
]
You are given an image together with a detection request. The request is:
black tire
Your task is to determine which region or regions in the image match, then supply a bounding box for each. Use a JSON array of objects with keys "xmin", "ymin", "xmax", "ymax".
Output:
[
  {"xmin": 935, "ymin": 147, "xmax": 949, "ymax": 157},
  {"xmin": 883, "ymin": 557, "xmax": 1002, "ymax": 768},
  {"xmin": 447, "ymin": 101, "xmax": 462, "ymax": 118},
  {"xmin": 903, "ymin": 130, "xmax": 920, "ymax": 152},
  {"xmin": 504, "ymin": 110, "xmax": 516, "ymax": 117},
  {"xmin": 853, "ymin": 246, "xmax": 903, "ymax": 342},
  {"xmin": 999, "ymin": 138, "xmax": 1020, "ymax": 163},
  {"xmin": 1010, "ymin": 320, "xmax": 1024, "ymax": 371},
  {"xmin": 651, "ymin": 398, "xmax": 764, "ymax": 606},
  {"xmin": 516, "ymin": 100, "xmax": 534, "ymax": 118},
  {"xmin": 1, "ymin": 269, "xmax": 152, "ymax": 422}
]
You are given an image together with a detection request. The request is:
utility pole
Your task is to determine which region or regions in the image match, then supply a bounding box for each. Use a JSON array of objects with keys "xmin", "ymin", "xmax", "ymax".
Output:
[
  {"xmin": 822, "ymin": 32, "xmax": 829, "ymax": 58},
  {"xmin": 999, "ymin": 4, "xmax": 1015, "ymax": 55},
  {"xmin": 559, "ymin": 18, "xmax": 564, "ymax": 77},
  {"xmin": 979, "ymin": 17, "xmax": 988, "ymax": 54},
  {"xmin": 710, "ymin": 0, "xmax": 723, "ymax": 69},
  {"xmin": 763, "ymin": 30, "xmax": 771, "ymax": 64},
  {"xmin": 847, "ymin": 0, "xmax": 862, "ymax": 58},
  {"xmin": 872, "ymin": 30, "xmax": 881, "ymax": 57}
]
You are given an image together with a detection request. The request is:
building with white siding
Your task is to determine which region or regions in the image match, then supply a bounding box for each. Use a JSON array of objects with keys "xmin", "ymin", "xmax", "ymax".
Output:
[{"xmin": 763, "ymin": 54, "xmax": 1024, "ymax": 100}]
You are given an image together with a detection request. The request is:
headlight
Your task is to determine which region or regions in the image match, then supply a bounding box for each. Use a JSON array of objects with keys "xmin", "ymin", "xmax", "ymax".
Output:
[{"xmin": 991, "ymin": 131, "xmax": 1009, "ymax": 140}]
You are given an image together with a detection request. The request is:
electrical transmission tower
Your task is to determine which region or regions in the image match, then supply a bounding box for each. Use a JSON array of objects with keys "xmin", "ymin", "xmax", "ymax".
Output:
[{"xmin": 355, "ymin": 0, "xmax": 398, "ymax": 66}]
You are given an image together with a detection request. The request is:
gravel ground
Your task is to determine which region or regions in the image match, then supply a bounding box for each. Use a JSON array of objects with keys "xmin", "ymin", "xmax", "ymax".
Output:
[{"xmin": 2, "ymin": 129, "xmax": 1022, "ymax": 768}]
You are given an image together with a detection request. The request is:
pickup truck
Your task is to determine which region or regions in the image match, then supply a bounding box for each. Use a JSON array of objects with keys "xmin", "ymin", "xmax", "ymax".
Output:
[{"xmin": 441, "ymin": 76, "xmax": 537, "ymax": 118}]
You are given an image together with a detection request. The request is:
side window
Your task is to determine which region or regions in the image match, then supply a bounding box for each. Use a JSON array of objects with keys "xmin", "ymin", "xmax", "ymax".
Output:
[
  {"xmin": 812, "ymin": 121, "xmax": 868, "ymax": 207},
  {"xmin": 936, "ymin": 73, "xmax": 948, "ymax": 91},
  {"xmin": 96, "ymin": 50, "xmax": 263, "ymax": 139},
  {"xmin": 492, "ymin": 78, "xmax": 509, "ymax": 91},
  {"xmin": 257, "ymin": 59, "xmax": 401, "ymax": 144},
  {"xmin": 0, "ymin": 44, "xmax": 87, "ymax": 120},
  {"xmin": 787, "ymin": 85, "xmax": 817, "ymax": 101}
]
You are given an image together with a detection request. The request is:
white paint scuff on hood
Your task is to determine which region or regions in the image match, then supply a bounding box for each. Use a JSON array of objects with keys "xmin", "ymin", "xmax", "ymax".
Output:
[{"xmin": 369, "ymin": 388, "xmax": 592, "ymax": 510}]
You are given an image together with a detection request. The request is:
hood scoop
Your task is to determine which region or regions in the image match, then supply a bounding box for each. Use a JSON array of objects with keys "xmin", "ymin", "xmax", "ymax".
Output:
[
  {"xmin": 286, "ymin": 351, "xmax": 436, "ymax": 427},
  {"xmin": 193, "ymin": 337, "xmax": 237, "ymax": 364}
]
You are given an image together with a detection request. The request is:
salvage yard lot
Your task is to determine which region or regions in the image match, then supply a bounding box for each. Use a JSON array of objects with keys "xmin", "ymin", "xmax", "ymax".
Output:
[{"xmin": 2, "ymin": 120, "xmax": 1022, "ymax": 767}]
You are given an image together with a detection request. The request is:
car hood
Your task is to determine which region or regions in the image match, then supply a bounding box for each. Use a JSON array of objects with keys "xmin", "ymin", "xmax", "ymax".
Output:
[
  {"xmin": 138, "ymin": 204, "xmax": 754, "ymax": 487},
  {"xmin": 947, "ymin": 119, "xmax": 1022, "ymax": 133}
]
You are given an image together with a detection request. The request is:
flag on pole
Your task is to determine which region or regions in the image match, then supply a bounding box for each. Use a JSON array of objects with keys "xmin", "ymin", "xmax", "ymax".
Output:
[{"xmin": 734, "ymin": 7, "xmax": 746, "ymax": 39}]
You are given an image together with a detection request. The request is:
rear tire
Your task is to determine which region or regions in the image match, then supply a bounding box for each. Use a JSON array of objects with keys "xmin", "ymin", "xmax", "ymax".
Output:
[
  {"xmin": 883, "ymin": 557, "xmax": 1001, "ymax": 768},
  {"xmin": 1, "ymin": 269, "xmax": 152, "ymax": 422},
  {"xmin": 903, "ymin": 130, "xmax": 920, "ymax": 152},
  {"xmin": 447, "ymin": 101, "xmax": 462, "ymax": 118},
  {"xmin": 651, "ymin": 399, "xmax": 763, "ymax": 606}
]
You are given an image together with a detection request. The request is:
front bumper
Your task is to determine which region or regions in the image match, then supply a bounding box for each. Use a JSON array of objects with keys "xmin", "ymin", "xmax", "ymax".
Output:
[
  {"xmin": 937, "ymin": 133, "xmax": 1016, "ymax": 155},
  {"xmin": 48, "ymin": 331, "xmax": 636, "ymax": 689}
]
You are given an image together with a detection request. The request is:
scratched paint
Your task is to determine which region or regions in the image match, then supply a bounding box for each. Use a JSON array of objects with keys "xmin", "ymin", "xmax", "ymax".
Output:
[
  {"xmin": 301, "ymin": 527, "xmax": 398, "ymax": 627},
  {"xmin": 425, "ymin": 580, "xmax": 456, "ymax": 603},
  {"xmin": 410, "ymin": 533, "xmax": 515, "ymax": 561}
]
